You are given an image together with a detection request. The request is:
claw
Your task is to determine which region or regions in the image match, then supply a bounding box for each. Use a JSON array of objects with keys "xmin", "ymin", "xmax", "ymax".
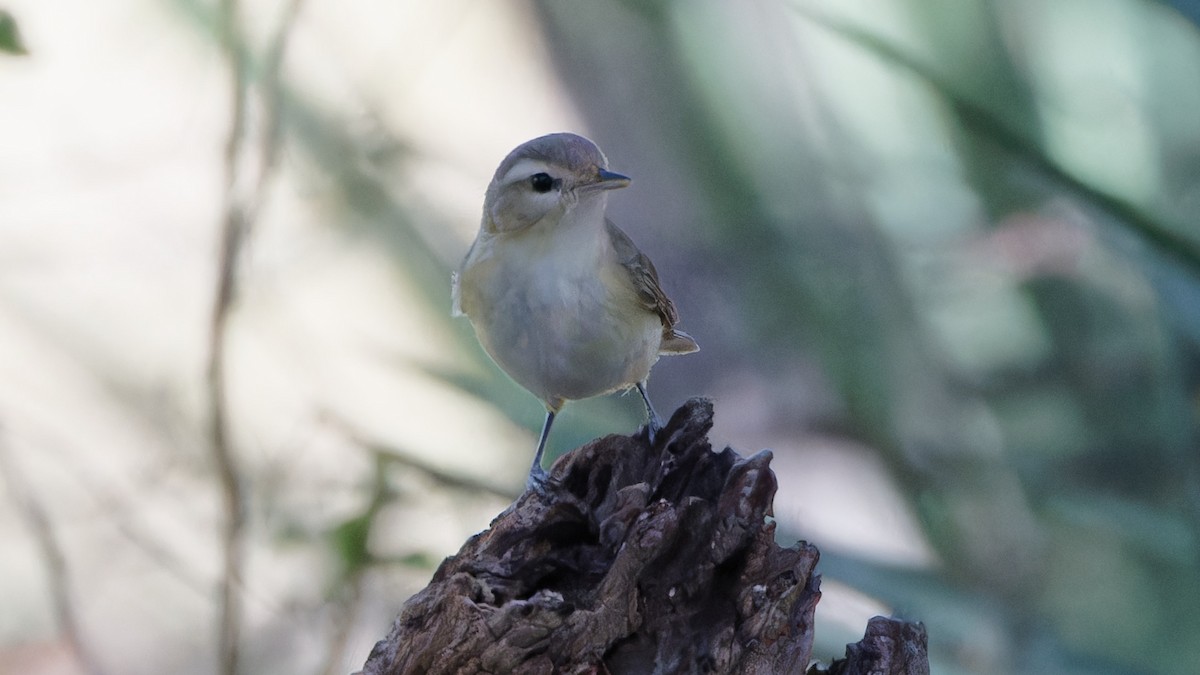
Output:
[
  {"xmin": 525, "ymin": 465, "xmax": 551, "ymax": 494},
  {"xmin": 646, "ymin": 421, "xmax": 660, "ymax": 446}
]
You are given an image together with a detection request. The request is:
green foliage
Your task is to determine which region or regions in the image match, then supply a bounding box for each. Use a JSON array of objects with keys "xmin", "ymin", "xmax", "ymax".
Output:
[
  {"xmin": 0, "ymin": 9, "xmax": 27, "ymax": 55},
  {"xmin": 330, "ymin": 512, "xmax": 373, "ymax": 576}
]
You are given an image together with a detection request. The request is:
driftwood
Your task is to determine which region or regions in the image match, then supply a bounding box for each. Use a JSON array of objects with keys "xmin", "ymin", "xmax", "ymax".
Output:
[{"xmin": 359, "ymin": 398, "xmax": 928, "ymax": 674}]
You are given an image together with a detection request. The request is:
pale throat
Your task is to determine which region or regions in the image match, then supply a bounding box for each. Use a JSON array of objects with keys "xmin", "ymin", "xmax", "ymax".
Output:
[{"xmin": 523, "ymin": 195, "xmax": 611, "ymax": 272}]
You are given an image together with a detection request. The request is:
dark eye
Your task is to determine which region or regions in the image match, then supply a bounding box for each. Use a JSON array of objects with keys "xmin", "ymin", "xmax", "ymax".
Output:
[{"xmin": 530, "ymin": 172, "xmax": 555, "ymax": 193}]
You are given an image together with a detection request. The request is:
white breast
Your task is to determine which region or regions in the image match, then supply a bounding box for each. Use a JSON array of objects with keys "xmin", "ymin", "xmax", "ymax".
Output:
[{"xmin": 461, "ymin": 219, "xmax": 662, "ymax": 407}]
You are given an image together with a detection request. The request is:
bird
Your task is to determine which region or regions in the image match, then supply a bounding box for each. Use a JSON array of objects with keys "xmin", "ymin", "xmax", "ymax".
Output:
[{"xmin": 452, "ymin": 132, "xmax": 698, "ymax": 491}]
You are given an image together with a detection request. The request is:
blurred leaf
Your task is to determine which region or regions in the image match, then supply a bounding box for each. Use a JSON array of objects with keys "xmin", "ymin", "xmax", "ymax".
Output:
[
  {"xmin": 394, "ymin": 551, "xmax": 439, "ymax": 570},
  {"xmin": 330, "ymin": 513, "xmax": 373, "ymax": 574},
  {"xmin": 0, "ymin": 9, "xmax": 28, "ymax": 55}
]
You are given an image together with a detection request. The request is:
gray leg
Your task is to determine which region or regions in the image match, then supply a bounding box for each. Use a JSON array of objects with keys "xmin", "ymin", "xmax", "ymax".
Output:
[
  {"xmin": 526, "ymin": 410, "xmax": 555, "ymax": 491},
  {"xmin": 636, "ymin": 381, "xmax": 663, "ymax": 444}
]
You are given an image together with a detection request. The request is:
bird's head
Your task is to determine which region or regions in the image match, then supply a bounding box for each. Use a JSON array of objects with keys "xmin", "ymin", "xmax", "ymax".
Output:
[{"xmin": 482, "ymin": 132, "xmax": 630, "ymax": 234}]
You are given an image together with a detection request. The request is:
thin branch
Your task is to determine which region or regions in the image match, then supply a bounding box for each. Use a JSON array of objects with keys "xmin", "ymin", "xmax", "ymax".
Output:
[
  {"xmin": 208, "ymin": 3, "xmax": 249, "ymax": 675},
  {"xmin": 208, "ymin": 1, "xmax": 306, "ymax": 672},
  {"xmin": 0, "ymin": 425, "xmax": 109, "ymax": 675}
]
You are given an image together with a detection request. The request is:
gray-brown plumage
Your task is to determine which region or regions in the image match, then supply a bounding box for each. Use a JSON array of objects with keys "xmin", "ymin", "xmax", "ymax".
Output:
[{"xmin": 453, "ymin": 133, "xmax": 697, "ymax": 490}]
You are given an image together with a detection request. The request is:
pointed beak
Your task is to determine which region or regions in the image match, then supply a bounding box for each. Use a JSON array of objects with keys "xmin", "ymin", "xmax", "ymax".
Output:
[{"xmin": 585, "ymin": 168, "xmax": 631, "ymax": 191}]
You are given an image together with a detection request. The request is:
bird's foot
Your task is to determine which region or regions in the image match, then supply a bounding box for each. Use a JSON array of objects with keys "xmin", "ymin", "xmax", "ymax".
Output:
[
  {"xmin": 525, "ymin": 465, "xmax": 551, "ymax": 495},
  {"xmin": 646, "ymin": 414, "xmax": 663, "ymax": 446}
]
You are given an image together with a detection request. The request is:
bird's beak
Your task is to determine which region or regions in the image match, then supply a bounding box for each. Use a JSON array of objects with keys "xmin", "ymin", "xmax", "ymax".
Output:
[{"xmin": 585, "ymin": 168, "xmax": 631, "ymax": 191}]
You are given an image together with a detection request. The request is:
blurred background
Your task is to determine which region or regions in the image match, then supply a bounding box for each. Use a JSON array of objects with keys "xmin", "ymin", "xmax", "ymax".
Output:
[{"xmin": 2, "ymin": 0, "xmax": 1199, "ymax": 673}]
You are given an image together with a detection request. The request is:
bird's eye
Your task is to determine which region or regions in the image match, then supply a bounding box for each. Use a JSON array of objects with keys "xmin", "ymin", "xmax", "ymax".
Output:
[{"xmin": 530, "ymin": 172, "xmax": 555, "ymax": 193}]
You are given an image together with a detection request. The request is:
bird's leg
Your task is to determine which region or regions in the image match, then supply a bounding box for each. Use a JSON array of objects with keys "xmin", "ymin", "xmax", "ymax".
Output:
[
  {"xmin": 526, "ymin": 409, "xmax": 556, "ymax": 492},
  {"xmin": 636, "ymin": 381, "xmax": 663, "ymax": 445}
]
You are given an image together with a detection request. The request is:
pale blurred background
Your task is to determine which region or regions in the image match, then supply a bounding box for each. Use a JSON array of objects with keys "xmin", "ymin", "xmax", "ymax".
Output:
[{"xmin": 2, "ymin": 1, "xmax": 1199, "ymax": 674}]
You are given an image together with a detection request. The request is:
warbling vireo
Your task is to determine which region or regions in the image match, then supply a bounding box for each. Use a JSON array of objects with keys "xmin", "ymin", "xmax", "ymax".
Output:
[{"xmin": 452, "ymin": 133, "xmax": 699, "ymax": 490}]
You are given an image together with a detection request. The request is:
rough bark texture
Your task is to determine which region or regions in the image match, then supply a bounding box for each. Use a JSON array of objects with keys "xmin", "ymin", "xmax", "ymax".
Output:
[
  {"xmin": 813, "ymin": 616, "xmax": 930, "ymax": 675},
  {"xmin": 359, "ymin": 398, "xmax": 928, "ymax": 674}
]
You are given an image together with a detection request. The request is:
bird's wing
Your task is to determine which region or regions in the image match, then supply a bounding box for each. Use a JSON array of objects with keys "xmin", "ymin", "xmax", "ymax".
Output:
[{"xmin": 606, "ymin": 219, "xmax": 699, "ymax": 355}]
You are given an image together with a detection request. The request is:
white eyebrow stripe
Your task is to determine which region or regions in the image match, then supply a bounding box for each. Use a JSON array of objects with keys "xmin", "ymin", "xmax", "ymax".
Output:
[{"xmin": 498, "ymin": 158, "xmax": 554, "ymax": 185}]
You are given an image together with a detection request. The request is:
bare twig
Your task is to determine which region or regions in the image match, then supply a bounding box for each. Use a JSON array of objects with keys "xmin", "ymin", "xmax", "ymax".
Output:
[
  {"xmin": 208, "ymin": 4, "xmax": 250, "ymax": 674},
  {"xmin": 207, "ymin": 1, "xmax": 305, "ymax": 674},
  {"xmin": 0, "ymin": 425, "xmax": 109, "ymax": 675}
]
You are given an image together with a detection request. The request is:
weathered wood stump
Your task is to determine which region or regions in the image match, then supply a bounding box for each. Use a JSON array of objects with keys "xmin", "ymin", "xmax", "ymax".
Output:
[
  {"xmin": 816, "ymin": 616, "xmax": 929, "ymax": 675},
  {"xmin": 359, "ymin": 398, "xmax": 928, "ymax": 674}
]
